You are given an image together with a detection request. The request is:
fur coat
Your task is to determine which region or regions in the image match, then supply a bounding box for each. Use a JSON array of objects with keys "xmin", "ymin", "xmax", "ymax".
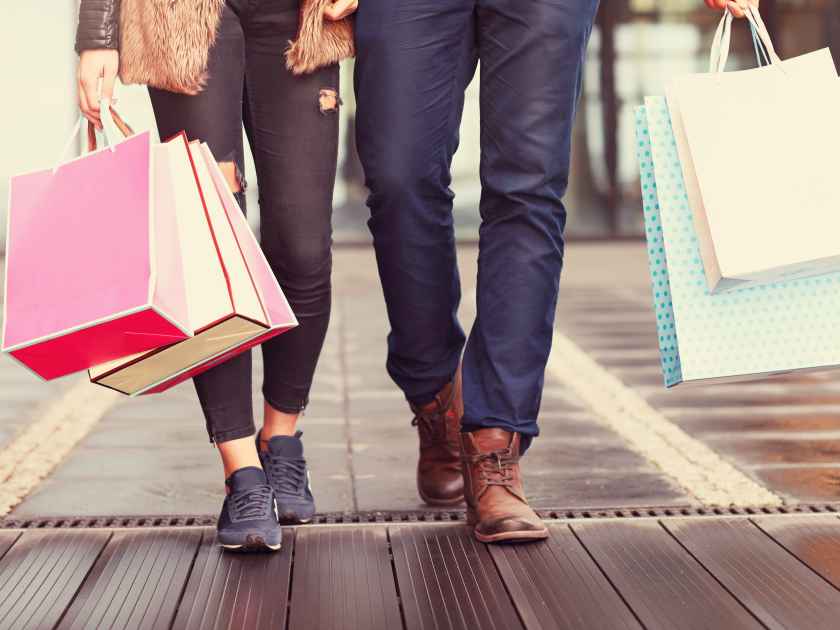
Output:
[{"xmin": 118, "ymin": 0, "xmax": 354, "ymax": 94}]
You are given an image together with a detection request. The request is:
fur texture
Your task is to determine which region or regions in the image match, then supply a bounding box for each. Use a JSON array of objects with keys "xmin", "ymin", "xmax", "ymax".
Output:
[
  {"xmin": 118, "ymin": 0, "xmax": 354, "ymax": 95},
  {"xmin": 285, "ymin": 0, "xmax": 355, "ymax": 76}
]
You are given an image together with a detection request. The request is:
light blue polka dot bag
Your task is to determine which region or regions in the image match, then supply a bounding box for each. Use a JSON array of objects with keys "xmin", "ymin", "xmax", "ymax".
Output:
[{"xmin": 636, "ymin": 101, "xmax": 840, "ymax": 388}]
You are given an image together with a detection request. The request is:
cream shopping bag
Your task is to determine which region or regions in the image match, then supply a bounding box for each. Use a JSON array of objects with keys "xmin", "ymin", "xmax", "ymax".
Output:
[
  {"xmin": 89, "ymin": 140, "xmax": 297, "ymax": 395},
  {"xmin": 666, "ymin": 7, "xmax": 840, "ymax": 293}
]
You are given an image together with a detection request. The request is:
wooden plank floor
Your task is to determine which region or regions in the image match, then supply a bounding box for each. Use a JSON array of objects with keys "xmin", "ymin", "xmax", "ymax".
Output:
[{"xmin": 2, "ymin": 515, "xmax": 840, "ymax": 629}]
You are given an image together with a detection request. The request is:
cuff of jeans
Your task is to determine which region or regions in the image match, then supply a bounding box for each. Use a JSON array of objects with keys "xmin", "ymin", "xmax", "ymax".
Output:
[
  {"xmin": 263, "ymin": 389, "xmax": 309, "ymax": 415},
  {"xmin": 209, "ymin": 425, "xmax": 256, "ymax": 444}
]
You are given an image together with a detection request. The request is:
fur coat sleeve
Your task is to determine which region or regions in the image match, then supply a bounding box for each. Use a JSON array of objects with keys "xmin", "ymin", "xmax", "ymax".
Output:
[{"xmin": 76, "ymin": 0, "xmax": 354, "ymax": 94}]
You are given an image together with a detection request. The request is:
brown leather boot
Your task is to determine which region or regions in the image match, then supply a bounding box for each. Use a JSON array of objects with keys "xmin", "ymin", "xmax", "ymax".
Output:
[
  {"xmin": 410, "ymin": 370, "xmax": 464, "ymax": 506},
  {"xmin": 460, "ymin": 428, "xmax": 548, "ymax": 543}
]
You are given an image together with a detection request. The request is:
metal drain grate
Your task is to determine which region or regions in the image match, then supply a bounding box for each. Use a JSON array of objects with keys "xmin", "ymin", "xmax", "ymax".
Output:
[
  {"xmin": 2, "ymin": 503, "xmax": 839, "ymax": 529},
  {"xmin": 0, "ymin": 516, "xmax": 218, "ymax": 530}
]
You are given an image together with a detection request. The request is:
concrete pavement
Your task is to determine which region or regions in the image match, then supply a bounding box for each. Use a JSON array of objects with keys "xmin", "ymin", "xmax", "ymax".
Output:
[{"xmin": 3, "ymin": 242, "xmax": 840, "ymax": 518}]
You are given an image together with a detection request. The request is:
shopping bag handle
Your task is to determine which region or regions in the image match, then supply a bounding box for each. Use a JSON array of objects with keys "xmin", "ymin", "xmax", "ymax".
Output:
[
  {"xmin": 750, "ymin": 23, "xmax": 770, "ymax": 68},
  {"xmin": 53, "ymin": 99, "xmax": 134, "ymax": 172},
  {"xmin": 88, "ymin": 105, "xmax": 134, "ymax": 151},
  {"xmin": 745, "ymin": 5, "xmax": 782, "ymax": 66},
  {"xmin": 708, "ymin": 6, "xmax": 782, "ymax": 74}
]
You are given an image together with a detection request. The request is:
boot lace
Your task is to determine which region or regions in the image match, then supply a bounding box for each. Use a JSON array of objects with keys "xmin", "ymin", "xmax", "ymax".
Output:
[
  {"xmin": 229, "ymin": 484, "xmax": 274, "ymax": 522},
  {"xmin": 264, "ymin": 455, "xmax": 308, "ymax": 497},
  {"xmin": 411, "ymin": 407, "xmax": 448, "ymax": 446},
  {"xmin": 474, "ymin": 449, "xmax": 518, "ymax": 487}
]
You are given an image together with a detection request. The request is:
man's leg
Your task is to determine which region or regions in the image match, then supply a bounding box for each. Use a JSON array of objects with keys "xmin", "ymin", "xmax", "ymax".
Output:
[
  {"xmin": 459, "ymin": 0, "xmax": 600, "ymax": 542},
  {"xmin": 354, "ymin": 0, "xmax": 477, "ymax": 504}
]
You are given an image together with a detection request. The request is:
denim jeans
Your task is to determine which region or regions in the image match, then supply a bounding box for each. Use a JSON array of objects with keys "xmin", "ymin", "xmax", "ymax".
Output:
[
  {"xmin": 149, "ymin": 0, "xmax": 339, "ymax": 443},
  {"xmin": 355, "ymin": 0, "xmax": 599, "ymax": 450}
]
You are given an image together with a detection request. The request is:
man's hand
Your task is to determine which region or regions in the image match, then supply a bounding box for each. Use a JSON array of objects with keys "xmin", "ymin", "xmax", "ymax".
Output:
[
  {"xmin": 77, "ymin": 49, "xmax": 119, "ymax": 129},
  {"xmin": 704, "ymin": 0, "xmax": 758, "ymax": 18},
  {"xmin": 325, "ymin": 0, "xmax": 358, "ymax": 22}
]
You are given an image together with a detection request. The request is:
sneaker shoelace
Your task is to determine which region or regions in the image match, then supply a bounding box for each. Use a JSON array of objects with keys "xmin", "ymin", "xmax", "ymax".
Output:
[
  {"xmin": 265, "ymin": 455, "xmax": 308, "ymax": 496},
  {"xmin": 229, "ymin": 484, "xmax": 274, "ymax": 521}
]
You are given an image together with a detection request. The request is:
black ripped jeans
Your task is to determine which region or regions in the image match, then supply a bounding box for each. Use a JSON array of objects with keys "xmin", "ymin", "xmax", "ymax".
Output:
[{"xmin": 149, "ymin": 0, "xmax": 339, "ymax": 443}]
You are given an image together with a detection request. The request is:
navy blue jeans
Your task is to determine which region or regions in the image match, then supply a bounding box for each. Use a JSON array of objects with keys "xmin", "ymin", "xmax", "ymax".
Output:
[{"xmin": 355, "ymin": 0, "xmax": 599, "ymax": 449}]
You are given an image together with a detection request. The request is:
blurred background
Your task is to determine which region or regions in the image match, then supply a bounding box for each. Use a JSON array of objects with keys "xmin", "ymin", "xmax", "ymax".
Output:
[{"xmin": 2, "ymin": 0, "xmax": 838, "ymax": 247}]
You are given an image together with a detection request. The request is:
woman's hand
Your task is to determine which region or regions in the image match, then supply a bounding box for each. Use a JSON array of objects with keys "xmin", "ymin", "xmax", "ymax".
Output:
[
  {"xmin": 77, "ymin": 49, "xmax": 119, "ymax": 129},
  {"xmin": 704, "ymin": 0, "xmax": 758, "ymax": 18},
  {"xmin": 324, "ymin": 0, "xmax": 358, "ymax": 22}
]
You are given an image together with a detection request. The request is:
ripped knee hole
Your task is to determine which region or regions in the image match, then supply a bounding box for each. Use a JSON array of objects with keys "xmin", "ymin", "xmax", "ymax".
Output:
[{"xmin": 319, "ymin": 89, "xmax": 342, "ymax": 114}]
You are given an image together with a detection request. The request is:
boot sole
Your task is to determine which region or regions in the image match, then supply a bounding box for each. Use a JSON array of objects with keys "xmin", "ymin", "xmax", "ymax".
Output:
[
  {"xmin": 473, "ymin": 528, "xmax": 550, "ymax": 544},
  {"xmin": 418, "ymin": 488, "xmax": 465, "ymax": 507}
]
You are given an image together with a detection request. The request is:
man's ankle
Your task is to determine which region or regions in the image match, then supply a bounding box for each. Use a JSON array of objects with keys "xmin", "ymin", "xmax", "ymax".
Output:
[{"xmin": 411, "ymin": 379, "xmax": 456, "ymax": 412}]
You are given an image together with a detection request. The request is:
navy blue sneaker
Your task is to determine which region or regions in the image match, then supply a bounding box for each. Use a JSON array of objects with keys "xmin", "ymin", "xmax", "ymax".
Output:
[
  {"xmin": 257, "ymin": 430, "xmax": 316, "ymax": 524},
  {"xmin": 217, "ymin": 466, "xmax": 282, "ymax": 552}
]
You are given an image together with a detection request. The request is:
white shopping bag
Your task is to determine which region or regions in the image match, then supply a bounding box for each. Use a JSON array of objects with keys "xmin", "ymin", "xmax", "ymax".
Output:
[
  {"xmin": 666, "ymin": 7, "xmax": 840, "ymax": 293},
  {"xmin": 88, "ymin": 139, "xmax": 297, "ymax": 396}
]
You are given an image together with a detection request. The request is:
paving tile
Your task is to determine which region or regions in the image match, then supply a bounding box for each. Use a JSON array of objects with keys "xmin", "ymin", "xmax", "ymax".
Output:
[
  {"xmin": 671, "ymin": 412, "xmax": 840, "ymax": 435},
  {"xmin": 18, "ymin": 245, "xmax": 828, "ymax": 518},
  {"xmin": 522, "ymin": 470, "xmax": 690, "ymax": 509},
  {"xmin": 707, "ymin": 437, "xmax": 840, "ymax": 465},
  {"xmin": 104, "ymin": 397, "xmax": 202, "ymax": 421},
  {"xmin": 648, "ymin": 390, "xmax": 840, "ymax": 408},
  {"xmin": 0, "ymin": 358, "xmax": 74, "ymax": 450},
  {"xmin": 524, "ymin": 436, "xmax": 656, "ymax": 471},
  {"xmin": 558, "ymin": 286, "xmax": 840, "ymax": 505},
  {"xmin": 751, "ymin": 467, "xmax": 840, "ymax": 502}
]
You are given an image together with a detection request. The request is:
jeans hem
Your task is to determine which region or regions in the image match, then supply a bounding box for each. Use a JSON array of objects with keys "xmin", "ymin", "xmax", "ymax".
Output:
[
  {"xmin": 406, "ymin": 389, "xmax": 441, "ymax": 408},
  {"xmin": 264, "ymin": 390, "xmax": 309, "ymax": 415},
  {"xmin": 210, "ymin": 424, "xmax": 257, "ymax": 444},
  {"xmin": 460, "ymin": 419, "xmax": 538, "ymax": 454},
  {"xmin": 401, "ymin": 369, "xmax": 460, "ymax": 408}
]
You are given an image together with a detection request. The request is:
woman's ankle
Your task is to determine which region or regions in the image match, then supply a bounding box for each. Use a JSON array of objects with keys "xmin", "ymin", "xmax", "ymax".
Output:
[
  {"xmin": 260, "ymin": 400, "xmax": 300, "ymax": 445},
  {"xmin": 217, "ymin": 435, "xmax": 263, "ymax": 480}
]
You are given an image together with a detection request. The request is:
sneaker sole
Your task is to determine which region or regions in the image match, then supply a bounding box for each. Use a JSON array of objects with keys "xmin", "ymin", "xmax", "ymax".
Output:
[
  {"xmin": 473, "ymin": 528, "xmax": 550, "ymax": 544},
  {"xmin": 219, "ymin": 535, "xmax": 282, "ymax": 552},
  {"xmin": 278, "ymin": 511, "xmax": 315, "ymax": 525}
]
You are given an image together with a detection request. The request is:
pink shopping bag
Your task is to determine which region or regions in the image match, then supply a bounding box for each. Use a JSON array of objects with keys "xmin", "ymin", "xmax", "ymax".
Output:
[
  {"xmin": 2, "ymin": 108, "xmax": 191, "ymax": 380},
  {"xmin": 89, "ymin": 140, "xmax": 297, "ymax": 395}
]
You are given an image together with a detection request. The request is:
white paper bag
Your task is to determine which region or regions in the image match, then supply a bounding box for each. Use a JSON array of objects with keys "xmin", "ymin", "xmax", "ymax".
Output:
[
  {"xmin": 666, "ymin": 8, "xmax": 840, "ymax": 293},
  {"xmin": 88, "ymin": 139, "xmax": 297, "ymax": 396}
]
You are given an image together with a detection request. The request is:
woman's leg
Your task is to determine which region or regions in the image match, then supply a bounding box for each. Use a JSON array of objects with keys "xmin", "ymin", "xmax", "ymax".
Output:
[
  {"xmin": 147, "ymin": 2, "xmax": 288, "ymax": 551},
  {"xmin": 241, "ymin": 3, "xmax": 338, "ymax": 429},
  {"xmin": 148, "ymin": 8, "xmax": 261, "ymax": 479},
  {"xmin": 240, "ymin": 0, "xmax": 339, "ymax": 521}
]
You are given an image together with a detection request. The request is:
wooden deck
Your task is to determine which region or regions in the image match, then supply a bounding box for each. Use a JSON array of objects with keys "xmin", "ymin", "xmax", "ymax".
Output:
[{"xmin": 2, "ymin": 513, "xmax": 840, "ymax": 629}]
